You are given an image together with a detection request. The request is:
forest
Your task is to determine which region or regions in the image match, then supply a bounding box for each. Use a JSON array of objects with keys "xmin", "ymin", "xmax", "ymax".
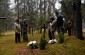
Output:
[{"xmin": 0, "ymin": 0, "xmax": 85, "ymax": 55}]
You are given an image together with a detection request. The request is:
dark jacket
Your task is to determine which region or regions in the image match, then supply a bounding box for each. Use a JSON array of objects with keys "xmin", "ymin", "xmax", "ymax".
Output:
[
  {"xmin": 56, "ymin": 15, "xmax": 63, "ymax": 28},
  {"xmin": 22, "ymin": 22, "xmax": 28, "ymax": 32}
]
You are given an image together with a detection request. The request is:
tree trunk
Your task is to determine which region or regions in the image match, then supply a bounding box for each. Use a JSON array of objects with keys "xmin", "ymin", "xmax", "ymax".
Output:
[
  {"xmin": 40, "ymin": 0, "xmax": 42, "ymax": 18},
  {"xmin": 74, "ymin": 0, "xmax": 84, "ymax": 40},
  {"xmin": 17, "ymin": 0, "xmax": 19, "ymax": 19},
  {"xmin": 48, "ymin": 0, "xmax": 51, "ymax": 19},
  {"xmin": 44, "ymin": 0, "xmax": 46, "ymax": 22}
]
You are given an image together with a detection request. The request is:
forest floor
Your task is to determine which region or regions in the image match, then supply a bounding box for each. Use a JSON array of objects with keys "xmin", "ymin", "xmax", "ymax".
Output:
[{"xmin": 0, "ymin": 29, "xmax": 85, "ymax": 55}]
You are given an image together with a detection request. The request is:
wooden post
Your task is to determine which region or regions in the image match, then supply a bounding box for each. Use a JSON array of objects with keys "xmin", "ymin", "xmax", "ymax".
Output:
[{"xmin": 42, "ymin": 23, "xmax": 47, "ymax": 36}]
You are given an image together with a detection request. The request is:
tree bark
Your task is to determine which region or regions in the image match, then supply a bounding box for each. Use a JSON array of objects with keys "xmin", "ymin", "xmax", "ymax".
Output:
[
  {"xmin": 17, "ymin": 0, "xmax": 19, "ymax": 19},
  {"xmin": 48, "ymin": 0, "xmax": 51, "ymax": 19},
  {"xmin": 74, "ymin": 0, "xmax": 84, "ymax": 40}
]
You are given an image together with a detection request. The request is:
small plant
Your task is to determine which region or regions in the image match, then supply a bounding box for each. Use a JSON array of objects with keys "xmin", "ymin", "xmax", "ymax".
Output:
[
  {"xmin": 27, "ymin": 41, "xmax": 39, "ymax": 49},
  {"xmin": 39, "ymin": 33, "xmax": 47, "ymax": 50},
  {"xmin": 58, "ymin": 32, "xmax": 64, "ymax": 43}
]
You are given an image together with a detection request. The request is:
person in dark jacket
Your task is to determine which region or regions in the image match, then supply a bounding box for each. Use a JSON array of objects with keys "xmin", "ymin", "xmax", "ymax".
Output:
[
  {"xmin": 56, "ymin": 12, "xmax": 64, "ymax": 43},
  {"xmin": 67, "ymin": 20, "xmax": 72, "ymax": 36},
  {"xmin": 22, "ymin": 19, "xmax": 28, "ymax": 42},
  {"xmin": 56, "ymin": 12, "xmax": 64, "ymax": 34}
]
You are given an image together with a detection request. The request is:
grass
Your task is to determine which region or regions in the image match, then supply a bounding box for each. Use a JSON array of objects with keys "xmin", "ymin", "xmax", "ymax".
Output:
[{"xmin": 0, "ymin": 32, "xmax": 85, "ymax": 55}]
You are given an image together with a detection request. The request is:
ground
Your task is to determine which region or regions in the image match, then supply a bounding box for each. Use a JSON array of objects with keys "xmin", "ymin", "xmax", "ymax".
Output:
[{"xmin": 0, "ymin": 30, "xmax": 85, "ymax": 55}]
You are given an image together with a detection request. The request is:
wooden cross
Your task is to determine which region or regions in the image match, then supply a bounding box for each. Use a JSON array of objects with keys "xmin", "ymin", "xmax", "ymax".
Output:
[{"xmin": 42, "ymin": 23, "xmax": 47, "ymax": 35}]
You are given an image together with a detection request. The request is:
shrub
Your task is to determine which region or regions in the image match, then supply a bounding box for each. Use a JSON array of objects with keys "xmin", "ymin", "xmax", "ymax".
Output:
[
  {"xmin": 39, "ymin": 33, "xmax": 47, "ymax": 50},
  {"xmin": 58, "ymin": 32, "xmax": 64, "ymax": 43}
]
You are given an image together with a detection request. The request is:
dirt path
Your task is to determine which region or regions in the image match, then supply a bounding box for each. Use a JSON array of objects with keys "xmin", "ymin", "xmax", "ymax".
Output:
[{"xmin": 15, "ymin": 47, "xmax": 41, "ymax": 55}]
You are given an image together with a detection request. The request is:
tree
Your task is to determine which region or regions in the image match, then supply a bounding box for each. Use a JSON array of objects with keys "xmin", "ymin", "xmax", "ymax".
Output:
[
  {"xmin": 81, "ymin": 2, "xmax": 85, "ymax": 23},
  {"xmin": 14, "ymin": 0, "xmax": 20, "ymax": 18},
  {"xmin": 0, "ymin": 0, "xmax": 13, "ymax": 31},
  {"xmin": 73, "ymin": 0, "xmax": 84, "ymax": 40},
  {"xmin": 14, "ymin": 0, "xmax": 57, "ymax": 33},
  {"xmin": 61, "ymin": 0, "xmax": 84, "ymax": 40}
]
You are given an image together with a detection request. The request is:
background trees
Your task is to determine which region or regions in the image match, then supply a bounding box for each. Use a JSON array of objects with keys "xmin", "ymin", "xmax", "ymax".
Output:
[
  {"xmin": 0, "ymin": 0, "xmax": 13, "ymax": 35},
  {"xmin": 0, "ymin": 0, "xmax": 85, "ymax": 39},
  {"xmin": 14, "ymin": 0, "xmax": 57, "ymax": 32},
  {"xmin": 61, "ymin": 0, "xmax": 85, "ymax": 40}
]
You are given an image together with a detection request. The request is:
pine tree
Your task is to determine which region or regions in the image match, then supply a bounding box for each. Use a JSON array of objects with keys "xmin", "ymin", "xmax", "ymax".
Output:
[{"xmin": 39, "ymin": 32, "xmax": 47, "ymax": 50}]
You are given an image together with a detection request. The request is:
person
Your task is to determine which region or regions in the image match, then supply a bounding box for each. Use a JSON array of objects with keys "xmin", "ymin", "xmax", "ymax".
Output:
[
  {"xmin": 19, "ymin": 17, "xmax": 23, "ymax": 36},
  {"xmin": 56, "ymin": 12, "xmax": 64, "ymax": 43},
  {"xmin": 67, "ymin": 20, "xmax": 72, "ymax": 36},
  {"xmin": 56, "ymin": 12, "xmax": 64, "ymax": 34},
  {"xmin": 22, "ymin": 19, "xmax": 28, "ymax": 42},
  {"xmin": 48, "ymin": 17, "xmax": 57, "ymax": 43},
  {"xmin": 14, "ymin": 19, "xmax": 21, "ymax": 43}
]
